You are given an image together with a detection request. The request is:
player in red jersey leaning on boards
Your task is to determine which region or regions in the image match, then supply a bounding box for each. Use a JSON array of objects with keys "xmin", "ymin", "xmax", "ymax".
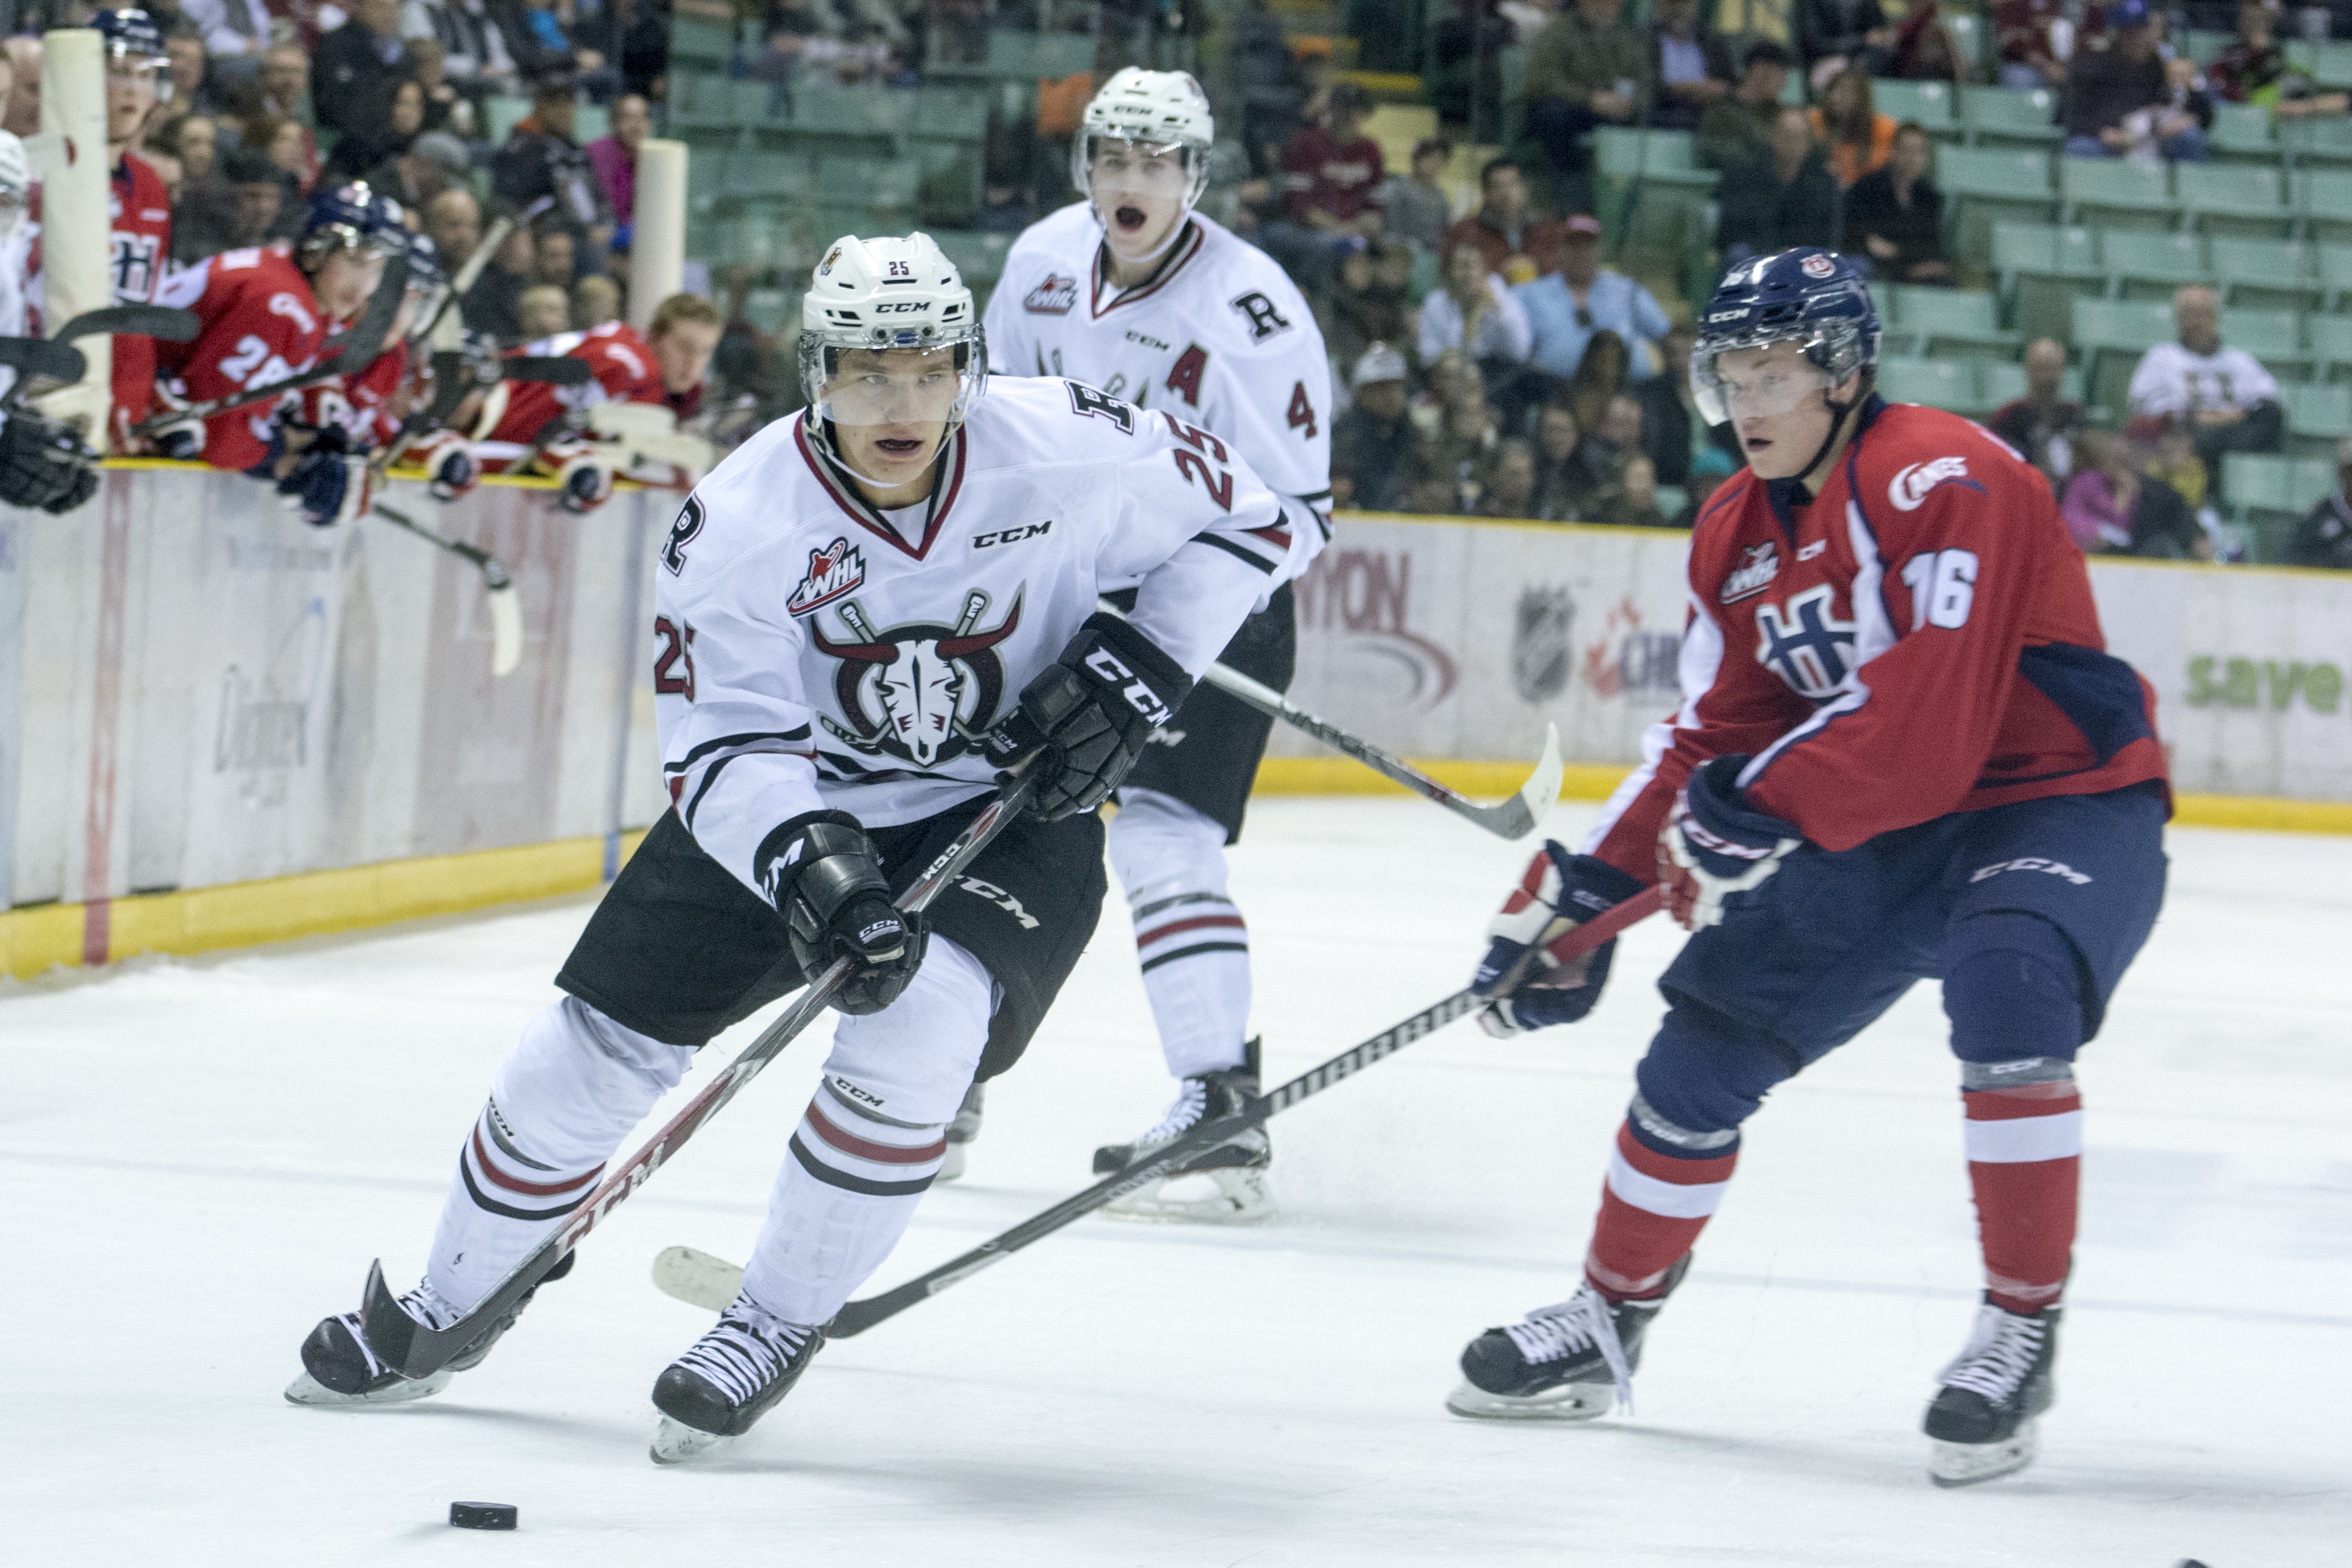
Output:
[{"xmin": 1454, "ymin": 248, "xmax": 2170, "ymax": 1488}]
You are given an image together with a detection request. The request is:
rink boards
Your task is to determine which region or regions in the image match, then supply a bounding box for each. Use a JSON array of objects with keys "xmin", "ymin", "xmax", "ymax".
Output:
[{"xmin": 6, "ymin": 468, "xmax": 2352, "ymax": 976}]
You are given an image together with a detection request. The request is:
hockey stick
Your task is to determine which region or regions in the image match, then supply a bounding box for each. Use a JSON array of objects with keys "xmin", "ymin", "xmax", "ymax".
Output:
[
  {"xmin": 357, "ymin": 771, "xmax": 1044, "ymax": 1380},
  {"xmin": 1096, "ymin": 597, "xmax": 1563, "ymax": 840},
  {"xmin": 50, "ymin": 304, "xmax": 200, "ymax": 343},
  {"xmin": 416, "ymin": 194, "xmax": 557, "ymax": 349},
  {"xmin": 651, "ymin": 886, "xmax": 1668, "ymax": 1329},
  {"xmin": 370, "ymin": 501, "xmax": 525, "ymax": 677}
]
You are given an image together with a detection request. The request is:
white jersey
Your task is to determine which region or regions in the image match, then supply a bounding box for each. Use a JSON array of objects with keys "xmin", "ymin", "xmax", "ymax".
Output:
[
  {"xmin": 655, "ymin": 374, "xmax": 1306, "ymax": 896},
  {"xmin": 2126, "ymin": 341, "xmax": 2279, "ymax": 419},
  {"xmin": 983, "ymin": 204, "xmax": 1334, "ymax": 555}
]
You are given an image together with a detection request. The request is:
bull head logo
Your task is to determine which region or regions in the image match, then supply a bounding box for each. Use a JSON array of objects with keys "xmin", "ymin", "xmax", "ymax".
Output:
[{"xmin": 811, "ymin": 591, "xmax": 1024, "ymax": 767}]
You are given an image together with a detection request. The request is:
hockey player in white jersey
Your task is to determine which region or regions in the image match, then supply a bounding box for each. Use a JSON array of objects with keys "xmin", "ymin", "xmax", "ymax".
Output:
[
  {"xmin": 282, "ymin": 233, "xmax": 1306, "ymax": 1462},
  {"xmin": 977, "ymin": 68, "xmax": 1333, "ymax": 1222},
  {"xmin": 0, "ymin": 128, "xmax": 102, "ymax": 515}
]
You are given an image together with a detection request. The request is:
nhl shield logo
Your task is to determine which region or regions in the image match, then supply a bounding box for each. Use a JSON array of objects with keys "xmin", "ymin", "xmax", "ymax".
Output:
[
  {"xmin": 787, "ymin": 536, "xmax": 866, "ymax": 616},
  {"xmin": 1024, "ymin": 273, "xmax": 1078, "ymax": 314},
  {"xmin": 812, "ymin": 590, "xmax": 1024, "ymax": 767},
  {"xmin": 1512, "ymin": 588, "xmax": 1575, "ymax": 704}
]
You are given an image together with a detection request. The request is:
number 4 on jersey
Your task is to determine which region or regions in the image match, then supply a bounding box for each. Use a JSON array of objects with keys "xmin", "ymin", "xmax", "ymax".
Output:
[{"xmin": 1286, "ymin": 381, "xmax": 1318, "ymax": 440}]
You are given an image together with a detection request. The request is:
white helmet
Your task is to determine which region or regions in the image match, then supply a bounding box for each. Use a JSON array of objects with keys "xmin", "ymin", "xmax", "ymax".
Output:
[
  {"xmin": 0, "ymin": 131, "xmax": 27, "ymax": 243},
  {"xmin": 798, "ymin": 233, "xmax": 987, "ymax": 480},
  {"xmin": 1071, "ymin": 67, "xmax": 1215, "ymax": 215}
]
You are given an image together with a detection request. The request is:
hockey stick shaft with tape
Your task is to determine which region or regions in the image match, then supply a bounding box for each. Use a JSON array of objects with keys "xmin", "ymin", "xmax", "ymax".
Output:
[
  {"xmin": 654, "ymin": 886, "xmax": 1665, "ymax": 1330},
  {"xmin": 369, "ymin": 501, "xmax": 524, "ymax": 676},
  {"xmin": 358, "ymin": 772, "xmax": 1042, "ymax": 1379}
]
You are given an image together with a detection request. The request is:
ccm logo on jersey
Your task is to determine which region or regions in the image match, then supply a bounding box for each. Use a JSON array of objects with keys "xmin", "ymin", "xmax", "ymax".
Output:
[
  {"xmin": 787, "ymin": 536, "xmax": 866, "ymax": 615},
  {"xmin": 1888, "ymin": 457, "xmax": 1982, "ymax": 511},
  {"xmin": 1024, "ymin": 274, "xmax": 1078, "ymax": 314},
  {"xmin": 1720, "ymin": 540, "xmax": 1781, "ymax": 603},
  {"xmin": 957, "ymin": 876, "xmax": 1040, "ymax": 929},
  {"xmin": 973, "ymin": 520, "xmax": 1052, "ymax": 549},
  {"xmin": 1084, "ymin": 648, "xmax": 1172, "ymax": 724},
  {"xmin": 1970, "ymin": 857, "xmax": 2093, "ymax": 886}
]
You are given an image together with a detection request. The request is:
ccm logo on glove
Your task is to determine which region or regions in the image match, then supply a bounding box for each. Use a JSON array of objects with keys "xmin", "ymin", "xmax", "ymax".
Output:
[{"xmin": 1083, "ymin": 647, "xmax": 1173, "ymax": 726}]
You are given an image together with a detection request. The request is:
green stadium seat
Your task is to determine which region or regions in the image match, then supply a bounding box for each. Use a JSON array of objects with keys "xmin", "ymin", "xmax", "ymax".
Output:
[
  {"xmin": 1990, "ymin": 221, "xmax": 2104, "ymax": 297},
  {"xmin": 2281, "ymin": 381, "xmax": 2352, "ymax": 455},
  {"xmin": 2281, "ymin": 117, "xmax": 2352, "ymax": 176},
  {"xmin": 2072, "ymin": 297, "xmax": 2180, "ymax": 415},
  {"xmin": 1875, "ymin": 356, "xmax": 1979, "ymax": 412},
  {"xmin": 930, "ymin": 230, "xmax": 1013, "ymax": 289},
  {"xmin": 1946, "ymin": 10, "xmax": 1987, "ymax": 74},
  {"xmin": 2307, "ymin": 314, "xmax": 2352, "ymax": 379},
  {"xmin": 1940, "ymin": 146, "xmax": 2058, "ymax": 255},
  {"xmin": 2100, "ymin": 230, "xmax": 2208, "ymax": 300},
  {"xmin": 2183, "ymin": 28, "xmax": 2232, "ymax": 66},
  {"xmin": 2317, "ymin": 245, "xmax": 2352, "ymax": 310},
  {"xmin": 2312, "ymin": 41, "xmax": 2352, "ymax": 89},
  {"xmin": 485, "ymin": 95, "xmax": 531, "ymax": 145},
  {"xmin": 2177, "ymin": 162, "xmax": 2292, "ymax": 237},
  {"xmin": 1875, "ymin": 79, "xmax": 1956, "ymax": 136},
  {"xmin": 2296, "ymin": 167, "xmax": 2352, "ymax": 243},
  {"xmin": 1963, "ymin": 87, "xmax": 2062, "ymax": 149},
  {"xmin": 818, "ymin": 155, "xmax": 919, "ymax": 227},
  {"xmin": 669, "ymin": 16, "xmax": 737, "ymax": 70},
  {"xmin": 2221, "ymin": 307, "xmax": 2306, "ymax": 374},
  {"xmin": 729, "ymin": 150, "xmax": 815, "ymax": 203},
  {"xmin": 2222, "ymin": 452, "xmax": 2297, "ymax": 511},
  {"xmin": 2207, "ymin": 101, "xmax": 2278, "ymax": 162},
  {"xmin": 1980, "ymin": 359, "xmax": 2087, "ymax": 408},
  {"xmin": 1888, "ymin": 285, "xmax": 2019, "ymax": 358},
  {"xmin": 2209, "ymin": 236, "xmax": 2321, "ymax": 309},
  {"xmin": 2061, "ymin": 156, "xmax": 2173, "ymax": 231}
]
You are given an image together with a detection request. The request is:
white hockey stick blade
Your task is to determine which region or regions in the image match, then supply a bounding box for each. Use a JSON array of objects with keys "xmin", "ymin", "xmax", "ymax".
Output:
[
  {"xmin": 1505, "ymin": 722, "xmax": 1567, "ymax": 838},
  {"xmin": 487, "ymin": 585, "xmax": 523, "ymax": 678},
  {"xmin": 652, "ymin": 1245, "xmax": 743, "ymax": 1313}
]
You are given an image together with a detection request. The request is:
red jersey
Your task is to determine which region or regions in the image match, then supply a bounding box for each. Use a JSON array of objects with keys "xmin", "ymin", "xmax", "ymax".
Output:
[
  {"xmin": 153, "ymin": 245, "xmax": 330, "ymax": 471},
  {"xmin": 24, "ymin": 152, "xmax": 174, "ymax": 441},
  {"xmin": 297, "ymin": 339, "xmax": 411, "ymax": 451},
  {"xmin": 1586, "ymin": 399, "xmax": 2168, "ymax": 879},
  {"xmin": 480, "ymin": 320, "xmax": 678, "ymax": 451}
]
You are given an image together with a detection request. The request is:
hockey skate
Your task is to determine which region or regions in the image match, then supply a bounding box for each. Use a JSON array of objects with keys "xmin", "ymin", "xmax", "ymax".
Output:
[
  {"xmin": 649, "ymin": 1294, "xmax": 827, "ymax": 1464},
  {"xmin": 284, "ymin": 1254, "xmax": 574, "ymax": 1408},
  {"xmin": 1094, "ymin": 1041, "xmax": 1272, "ymax": 1224},
  {"xmin": 936, "ymin": 1082, "xmax": 985, "ymax": 1183},
  {"xmin": 1924, "ymin": 1297, "xmax": 2060, "ymax": 1487},
  {"xmin": 1447, "ymin": 1255, "xmax": 1690, "ymax": 1421}
]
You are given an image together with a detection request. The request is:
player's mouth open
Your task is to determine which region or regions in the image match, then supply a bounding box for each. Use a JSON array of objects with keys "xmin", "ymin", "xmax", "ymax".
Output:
[
  {"xmin": 1114, "ymin": 205, "xmax": 1148, "ymax": 232},
  {"xmin": 876, "ymin": 437, "xmax": 924, "ymax": 455}
]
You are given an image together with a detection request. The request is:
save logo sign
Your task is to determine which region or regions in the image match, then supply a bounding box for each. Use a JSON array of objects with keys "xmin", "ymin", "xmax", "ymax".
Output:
[{"xmin": 2185, "ymin": 656, "xmax": 2346, "ymax": 713}]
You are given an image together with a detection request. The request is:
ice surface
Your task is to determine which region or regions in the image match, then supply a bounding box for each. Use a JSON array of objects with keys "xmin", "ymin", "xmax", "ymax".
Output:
[{"xmin": 3, "ymin": 800, "xmax": 2348, "ymax": 1567}]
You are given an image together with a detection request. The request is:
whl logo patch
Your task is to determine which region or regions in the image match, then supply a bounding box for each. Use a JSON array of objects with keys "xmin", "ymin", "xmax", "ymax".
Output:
[
  {"xmin": 1889, "ymin": 457, "xmax": 1976, "ymax": 512},
  {"xmin": 1720, "ymin": 540, "xmax": 1781, "ymax": 603},
  {"xmin": 1024, "ymin": 273, "xmax": 1078, "ymax": 314},
  {"xmin": 788, "ymin": 537, "xmax": 865, "ymax": 616}
]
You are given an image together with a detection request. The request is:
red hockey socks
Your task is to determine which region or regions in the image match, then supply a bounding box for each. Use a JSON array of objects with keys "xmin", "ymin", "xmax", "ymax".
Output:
[
  {"xmin": 1961, "ymin": 1064, "xmax": 2082, "ymax": 1314},
  {"xmin": 1583, "ymin": 1118, "xmax": 1737, "ymax": 1301}
]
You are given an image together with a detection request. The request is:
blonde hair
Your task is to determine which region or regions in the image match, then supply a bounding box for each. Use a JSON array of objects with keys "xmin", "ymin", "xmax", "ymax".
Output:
[{"xmin": 649, "ymin": 292, "xmax": 722, "ymax": 341}]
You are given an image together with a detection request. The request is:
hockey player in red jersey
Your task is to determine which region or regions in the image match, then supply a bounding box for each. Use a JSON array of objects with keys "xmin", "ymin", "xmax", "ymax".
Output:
[
  {"xmin": 94, "ymin": 9, "xmax": 174, "ymax": 446},
  {"xmin": 1452, "ymin": 249, "xmax": 2169, "ymax": 1488},
  {"xmin": 149, "ymin": 183, "xmax": 403, "ymax": 525},
  {"xmin": 459, "ymin": 293, "xmax": 720, "ymax": 511}
]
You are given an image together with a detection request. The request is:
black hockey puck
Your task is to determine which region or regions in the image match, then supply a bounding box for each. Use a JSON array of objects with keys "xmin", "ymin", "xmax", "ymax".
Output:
[{"xmin": 449, "ymin": 1501, "xmax": 518, "ymax": 1531}]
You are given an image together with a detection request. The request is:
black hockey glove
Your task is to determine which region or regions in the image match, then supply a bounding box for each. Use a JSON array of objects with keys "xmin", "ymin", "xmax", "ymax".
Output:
[
  {"xmin": 1470, "ymin": 842, "xmax": 1649, "ymax": 1037},
  {"xmin": 984, "ymin": 612, "xmax": 1192, "ymax": 821},
  {"xmin": 754, "ymin": 811, "xmax": 926, "ymax": 1015},
  {"xmin": 0, "ymin": 407, "xmax": 101, "ymax": 515}
]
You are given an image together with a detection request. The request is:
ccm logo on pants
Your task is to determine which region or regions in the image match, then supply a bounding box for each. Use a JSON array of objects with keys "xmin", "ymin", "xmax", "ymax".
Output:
[{"xmin": 1970, "ymin": 857, "xmax": 2092, "ymax": 886}]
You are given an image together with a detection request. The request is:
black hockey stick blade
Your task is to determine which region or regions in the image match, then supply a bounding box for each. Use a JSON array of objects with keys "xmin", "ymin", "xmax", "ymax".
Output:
[
  {"xmin": 507, "ymin": 356, "xmax": 594, "ymax": 386},
  {"xmin": 51, "ymin": 304, "xmax": 200, "ymax": 342},
  {"xmin": 0, "ymin": 336, "xmax": 87, "ymax": 385},
  {"xmin": 822, "ymin": 885, "xmax": 1665, "ymax": 1338},
  {"xmin": 358, "ymin": 772, "xmax": 1042, "ymax": 1380}
]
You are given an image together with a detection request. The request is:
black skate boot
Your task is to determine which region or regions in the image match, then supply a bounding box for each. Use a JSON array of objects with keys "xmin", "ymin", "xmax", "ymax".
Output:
[
  {"xmin": 284, "ymin": 1253, "xmax": 574, "ymax": 1408},
  {"xmin": 649, "ymin": 1293, "xmax": 827, "ymax": 1464},
  {"xmin": 1924, "ymin": 1296, "xmax": 2060, "ymax": 1487},
  {"xmin": 1447, "ymin": 1255, "xmax": 1692, "ymax": 1421},
  {"xmin": 937, "ymin": 1081, "xmax": 985, "ymax": 1183},
  {"xmin": 1092, "ymin": 1039, "xmax": 1271, "ymax": 1224}
]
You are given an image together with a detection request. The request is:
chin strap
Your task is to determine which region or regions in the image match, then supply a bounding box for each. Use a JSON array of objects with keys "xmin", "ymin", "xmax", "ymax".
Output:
[{"xmin": 1794, "ymin": 370, "xmax": 1873, "ymax": 498}]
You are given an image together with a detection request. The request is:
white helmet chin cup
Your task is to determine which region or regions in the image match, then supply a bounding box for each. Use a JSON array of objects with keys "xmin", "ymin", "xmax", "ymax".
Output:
[
  {"xmin": 1071, "ymin": 67, "xmax": 1214, "ymax": 218},
  {"xmin": 798, "ymin": 231, "xmax": 987, "ymax": 484}
]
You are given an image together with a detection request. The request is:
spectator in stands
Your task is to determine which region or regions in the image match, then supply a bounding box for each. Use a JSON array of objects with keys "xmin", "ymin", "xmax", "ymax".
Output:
[
  {"xmin": 464, "ymin": 213, "xmax": 535, "ymax": 341},
  {"xmin": 2129, "ymin": 284, "xmax": 2284, "ymax": 471},
  {"xmin": 1516, "ymin": 214, "xmax": 1670, "ymax": 398},
  {"xmin": 424, "ymin": 186, "xmax": 483, "ymax": 280},
  {"xmin": 315, "ymin": 0, "xmax": 416, "ymax": 144},
  {"xmin": 2207, "ymin": 1, "xmax": 2285, "ymax": 104},
  {"xmin": 403, "ymin": 0, "xmax": 522, "ymax": 98},
  {"xmin": 573, "ymin": 273, "xmax": 621, "ymax": 329},
  {"xmin": 1331, "ymin": 343, "xmax": 1422, "ymax": 512},
  {"xmin": 1646, "ymin": 0, "xmax": 1734, "ymax": 133},
  {"xmin": 183, "ymin": 0, "xmax": 274, "ymax": 70},
  {"xmin": 1808, "ymin": 66, "xmax": 1895, "ymax": 188},
  {"xmin": 2063, "ymin": 0, "xmax": 2208, "ymax": 161},
  {"xmin": 1842, "ymin": 121, "xmax": 1951, "ymax": 284},
  {"xmin": 170, "ymin": 118, "xmax": 238, "ymax": 262},
  {"xmin": 586, "ymin": 92, "xmax": 648, "ymax": 238},
  {"xmin": 1266, "ymin": 80, "xmax": 1387, "ymax": 292},
  {"xmin": 618, "ymin": 0, "xmax": 667, "ymax": 101},
  {"xmin": 3, "ymin": 37, "xmax": 38, "ymax": 139},
  {"xmin": 1636, "ymin": 321, "xmax": 1741, "ymax": 490},
  {"xmin": 2286, "ymin": 435, "xmax": 2352, "ymax": 569},
  {"xmin": 1383, "ymin": 137, "xmax": 1455, "ymax": 257},
  {"xmin": 1992, "ymin": 0, "xmax": 2072, "ymax": 91},
  {"xmin": 1986, "ymin": 336, "xmax": 2087, "ymax": 492},
  {"xmin": 1710, "ymin": 0, "xmax": 1796, "ymax": 60},
  {"xmin": 1428, "ymin": 0, "xmax": 1511, "ymax": 144},
  {"xmin": 1420, "ymin": 239, "xmax": 1534, "ymax": 383},
  {"xmin": 494, "ymin": 75, "xmax": 615, "ymax": 268},
  {"xmin": 1561, "ymin": 331, "xmax": 1633, "ymax": 438},
  {"xmin": 1328, "ymin": 238, "xmax": 1415, "ymax": 374},
  {"xmin": 533, "ymin": 225, "xmax": 576, "ymax": 288},
  {"xmin": 518, "ymin": 282, "xmax": 571, "ymax": 339},
  {"xmin": 163, "ymin": 20, "xmax": 223, "ymax": 119},
  {"xmin": 245, "ymin": 113, "xmax": 315, "ymax": 199},
  {"xmin": 1887, "ymin": 0, "xmax": 1964, "ymax": 82},
  {"xmin": 1443, "ymin": 157, "xmax": 1570, "ymax": 283},
  {"xmin": 225, "ymin": 143, "xmax": 299, "ymax": 247},
  {"xmin": 368, "ymin": 126, "xmax": 470, "ymax": 210},
  {"xmin": 1715, "ymin": 104, "xmax": 1837, "ymax": 265},
  {"xmin": 1523, "ymin": 0, "xmax": 1649, "ymax": 183},
  {"xmin": 1794, "ymin": 0, "xmax": 1894, "ymax": 77},
  {"xmin": 1422, "ymin": 360, "xmax": 1503, "ymax": 512},
  {"xmin": 2139, "ymin": 415, "xmax": 2212, "ymax": 515},
  {"xmin": 1696, "ymin": 40, "xmax": 1791, "ymax": 170},
  {"xmin": 327, "ymin": 75, "xmax": 425, "ymax": 183},
  {"xmin": 1531, "ymin": 401, "xmax": 1590, "ymax": 519},
  {"xmin": 2062, "ymin": 430, "xmax": 2213, "ymax": 558},
  {"xmin": 1479, "ymin": 437, "xmax": 1540, "ymax": 517},
  {"xmin": 1498, "ymin": 0, "xmax": 1560, "ymax": 45},
  {"xmin": 405, "ymin": 38, "xmax": 472, "ymax": 137},
  {"xmin": 1594, "ymin": 451, "xmax": 1673, "ymax": 527}
]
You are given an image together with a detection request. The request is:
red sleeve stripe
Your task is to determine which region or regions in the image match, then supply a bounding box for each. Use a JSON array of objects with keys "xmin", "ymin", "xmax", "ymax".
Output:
[
  {"xmin": 1136, "ymin": 913, "xmax": 1246, "ymax": 948},
  {"xmin": 468, "ymin": 1127, "xmax": 604, "ymax": 1197}
]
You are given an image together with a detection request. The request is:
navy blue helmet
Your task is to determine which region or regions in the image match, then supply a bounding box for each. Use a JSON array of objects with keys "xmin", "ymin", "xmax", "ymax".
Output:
[
  {"xmin": 94, "ymin": 9, "xmax": 171, "ymax": 70},
  {"xmin": 1690, "ymin": 248, "xmax": 1880, "ymax": 426},
  {"xmin": 296, "ymin": 182, "xmax": 406, "ymax": 271}
]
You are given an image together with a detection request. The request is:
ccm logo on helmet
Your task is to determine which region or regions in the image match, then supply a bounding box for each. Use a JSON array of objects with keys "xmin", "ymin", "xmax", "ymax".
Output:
[
  {"xmin": 1889, "ymin": 457, "xmax": 1978, "ymax": 511},
  {"xmin": 873, "ymin": 301, "xmax": 929, "ymax": 313},
  {"xmin": 1083, "ymin": 648, "xmax": 1172, "ymax": 725}
]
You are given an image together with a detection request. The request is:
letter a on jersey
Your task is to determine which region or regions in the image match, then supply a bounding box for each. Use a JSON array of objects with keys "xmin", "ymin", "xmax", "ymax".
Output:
[{"xmin": 1165, "ymin": 344, "xmax": 1208, "ymax": 408}]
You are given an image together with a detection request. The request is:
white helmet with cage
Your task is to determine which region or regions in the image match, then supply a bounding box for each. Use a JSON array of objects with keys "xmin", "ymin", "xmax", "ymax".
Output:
[
  {"xmin": 1070, "ymin": 67, "xmax": 1215, "ymax": 216},
  {"xmin": 798, "ymin": 232, "xmax": 987, "ymax": 482}
]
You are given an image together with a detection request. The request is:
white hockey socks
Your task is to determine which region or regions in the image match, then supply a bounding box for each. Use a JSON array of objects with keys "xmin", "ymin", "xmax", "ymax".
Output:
[
  {"xmin": 741, "ymin": 938, "xmax": 994, "ymax": 1325},
  {"xmin": 1107, "ymin": 787, "xmax": 1253, "ymax": 1080},
  {"xmin": 425, "ymin": 997, "xmax": 693, "ymax": 1312}
]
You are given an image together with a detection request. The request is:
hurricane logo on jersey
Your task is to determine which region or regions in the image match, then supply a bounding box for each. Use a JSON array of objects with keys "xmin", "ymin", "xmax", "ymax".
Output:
[
  {"xmin": 1024, "ymin": 274, "xmax": 1078, "ymax": 314},
  {"xmin": 787, "ymin": 536, "xmax": 866, "ymax": 613},
  {"xmin": 1755, "ymin": 585, "xmax": 1857, "ymax": 701},
  {"xmin": 811, "ymin": 590, "xmax": 1023, "ymax": 767}
]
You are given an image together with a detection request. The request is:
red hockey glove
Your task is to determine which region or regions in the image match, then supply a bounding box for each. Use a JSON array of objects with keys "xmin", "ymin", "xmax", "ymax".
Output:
[
  {"xmin": 1658, "ymin": 755, "xmax": 1804, "ymax": 931},
  {"xmin": 406, "ymin": 428, "xmax": 479, "ymax": 501},
  {"xmin": 545, "ymin": 440, "xmax": 617, "ymax": 514},
  {"xmin": 1470, "ymin": 841, "xmax": 1649, "ymax": 1036}
]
